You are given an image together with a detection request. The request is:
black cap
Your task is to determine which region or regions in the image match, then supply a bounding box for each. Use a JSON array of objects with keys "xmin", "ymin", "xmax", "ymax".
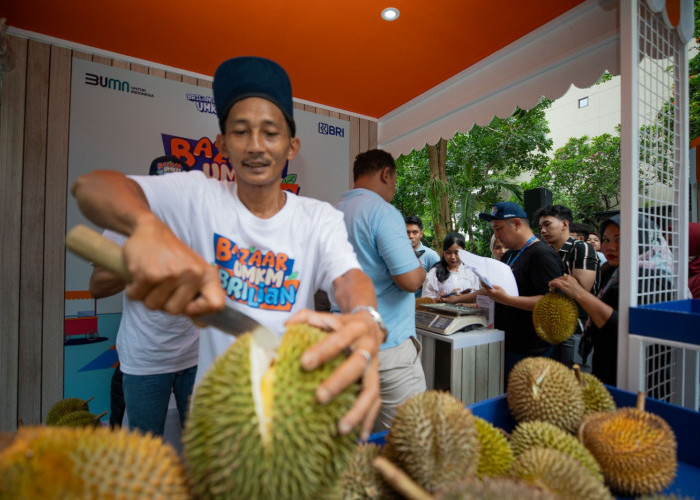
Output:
[{"xmin": 213, "ymin": 56, "xmax": 296, "ymax": 137}]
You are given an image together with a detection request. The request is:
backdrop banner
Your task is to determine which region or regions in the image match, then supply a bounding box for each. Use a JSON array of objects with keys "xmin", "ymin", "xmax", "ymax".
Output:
[{"xmin": 65, "ymin": 58, "xmax": 350, "ymax": 421}]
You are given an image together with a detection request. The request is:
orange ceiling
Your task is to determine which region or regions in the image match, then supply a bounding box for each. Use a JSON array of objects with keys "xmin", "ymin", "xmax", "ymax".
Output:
[{"xmin": 5, "ymin": 0, "xmax": 586, "ymax": 118}]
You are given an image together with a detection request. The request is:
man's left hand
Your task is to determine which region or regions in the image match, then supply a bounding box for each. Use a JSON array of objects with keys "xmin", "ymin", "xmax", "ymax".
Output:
[{"xmin": 285, "ymin": 309, "xmax": 382, "ymax": 441}]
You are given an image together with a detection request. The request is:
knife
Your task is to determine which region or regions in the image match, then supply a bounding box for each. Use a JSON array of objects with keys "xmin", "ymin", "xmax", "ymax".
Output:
[{"xmin": 65, "ymin": 224, "xmax": 280, "ymax": 351}]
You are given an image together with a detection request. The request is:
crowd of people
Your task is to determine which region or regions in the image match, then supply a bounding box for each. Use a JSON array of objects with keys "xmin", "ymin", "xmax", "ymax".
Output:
[{"xmin": 75, "ymin": 54, "xmax": 686, "ymax": 440}]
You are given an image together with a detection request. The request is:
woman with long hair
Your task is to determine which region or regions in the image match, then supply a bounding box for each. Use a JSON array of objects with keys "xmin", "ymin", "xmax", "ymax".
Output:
[{"xmin": 421, "ymin": 232, "xmax": 480, "ymax": 303}]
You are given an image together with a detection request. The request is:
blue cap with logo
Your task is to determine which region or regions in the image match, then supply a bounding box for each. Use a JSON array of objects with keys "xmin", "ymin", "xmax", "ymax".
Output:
[
  {"xmin": 213, "ymin": 56, "xmax": 296, "ymax": 137},
  {"xmin": 478, "ymin": 201, "xmax": 528, "ymax": 221}
]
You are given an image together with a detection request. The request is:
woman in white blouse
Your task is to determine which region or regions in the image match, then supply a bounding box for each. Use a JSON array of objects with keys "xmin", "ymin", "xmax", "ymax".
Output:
[{"xmin": 421, "ymin": 232, "xmax": 480, "ymax": 304}]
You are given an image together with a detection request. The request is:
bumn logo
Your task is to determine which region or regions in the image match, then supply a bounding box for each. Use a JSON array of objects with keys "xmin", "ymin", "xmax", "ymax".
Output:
[
  {"xmin": 318, "ymin": 122, "xmax": 344, "ymax": 137},
  {"xmin": 85, "ymin": 73, "xmax": 130, "ymax": 92}
]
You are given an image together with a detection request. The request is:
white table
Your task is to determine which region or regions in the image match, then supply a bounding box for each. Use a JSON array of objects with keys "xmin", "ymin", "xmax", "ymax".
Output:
[{"xmin": 417, "ymin": 327, "xmax": 505, "ymax": 405}]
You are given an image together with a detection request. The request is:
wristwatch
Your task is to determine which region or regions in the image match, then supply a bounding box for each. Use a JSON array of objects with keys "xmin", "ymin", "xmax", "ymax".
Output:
[{"xmin": 350, "ymin": 305, "xmax": 388, "ymax": 343}]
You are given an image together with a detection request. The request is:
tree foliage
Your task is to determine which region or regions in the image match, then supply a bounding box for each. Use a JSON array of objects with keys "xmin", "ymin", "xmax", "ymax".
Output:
[
  {"xmin": 522, "ymin": 132, "xmax": 621, "ymax": 228},
  {"xmin": 393, "ymin": 100, "xmax": 553, "ymax": 255}
]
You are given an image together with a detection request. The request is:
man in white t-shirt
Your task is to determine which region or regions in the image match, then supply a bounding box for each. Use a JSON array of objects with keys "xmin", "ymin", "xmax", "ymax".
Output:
[
  {"xmin": 72, "ymin": 56, "xmax": 384, "ymax": 440},
  {"xmin": 89, "ymin": 156, "xmax": 198, "ymax": 435}
]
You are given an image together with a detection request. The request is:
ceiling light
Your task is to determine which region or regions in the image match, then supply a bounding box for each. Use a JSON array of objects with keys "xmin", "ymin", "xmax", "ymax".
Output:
[{"xmin": 381, "ymin": 7, "xmax": 400, "ymax": 21}]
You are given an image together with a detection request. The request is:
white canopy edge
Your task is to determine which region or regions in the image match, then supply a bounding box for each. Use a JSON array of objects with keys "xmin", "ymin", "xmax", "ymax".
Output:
[{"xmin": 379, "ymin": 0, "xmax": 621, "ymax": 157}]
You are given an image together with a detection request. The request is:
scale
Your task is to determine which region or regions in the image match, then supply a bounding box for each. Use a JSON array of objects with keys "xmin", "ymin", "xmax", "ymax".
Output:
[{"xmin": 415, "ymin": 303, "xmax": 488, "ymax": 335}]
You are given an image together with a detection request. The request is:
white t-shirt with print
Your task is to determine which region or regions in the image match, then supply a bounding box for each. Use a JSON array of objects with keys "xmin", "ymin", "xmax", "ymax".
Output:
[
  {"xmin": 132, "ymin": 171, "xmax": 361, "ymax": 386},
  {"xmin": 103, "ymin": 230, "xmax": 199, "ymax": 376}
]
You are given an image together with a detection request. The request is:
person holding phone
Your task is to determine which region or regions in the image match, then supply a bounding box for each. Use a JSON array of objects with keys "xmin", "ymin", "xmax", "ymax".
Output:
[{"xmin": 421, "ymin": 232, "xmax": 480, "ymax": 304}]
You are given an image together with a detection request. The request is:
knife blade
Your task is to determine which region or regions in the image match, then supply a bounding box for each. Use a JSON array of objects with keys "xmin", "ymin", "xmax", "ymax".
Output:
[{"xmin": 66, "ymin": 224, "xmax": 280, "ymax": 350}]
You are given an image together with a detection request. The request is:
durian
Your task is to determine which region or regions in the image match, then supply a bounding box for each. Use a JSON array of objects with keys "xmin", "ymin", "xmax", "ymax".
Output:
[
  {"xmin": 45, "ymin": 397, "xmax": 94, "ymax": 425},
  {"xmin": 434, "ymin": 476, "xmax": 559, "ymax": 500},
  {"xmin": 573, "ymin": 364, "xmax": 616, "ymax": 415},
  {"xmin": 510, "ymin": 420, "xmax": 603, "ymax": 481},
  {"xmin": 55, "ymin": 410, "xmax": 107, "ymax": 428},
  {"xmin": 384, "ymin": 391, "xmax": 481, "ymax": 493},
  {"xmin": 532, "ymin": 292, "xmax": 578, "ymax": 344},
  {"xmin": 183, "ymin": 323, "xmax": 359, "ymax": 500},
  {"xmin": 579, "ymin": 393, "xmax": 677, "ymax": 496},
  {"xmin": 473, "ymin": 416, "xmax": 513, "ymax": 478},
  {"xmin": 334, "ymin": 443, "xmax": 395, "ymax": 500},
  {"xmin": 510, "ymin": 446, "xmax": 613, "ymax": 500},
  {"xmin": 0, "ymin": 425, "xmax": 189, "ymax": 499},
  {"xmin": 506, "ymin": 357, "xmax": 585, "ymax": 433}
]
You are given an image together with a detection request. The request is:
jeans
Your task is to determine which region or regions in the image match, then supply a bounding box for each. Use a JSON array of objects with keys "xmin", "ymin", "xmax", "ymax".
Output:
[
  {"xmin": 122, "ymin": 365, "xmax": 197, "ymax": 436},
  {"xmin": 552, "ymin": 332, "xmax": 592, "ymax": 372}
]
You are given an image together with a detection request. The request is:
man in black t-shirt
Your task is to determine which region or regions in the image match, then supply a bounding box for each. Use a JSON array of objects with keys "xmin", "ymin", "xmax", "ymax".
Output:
[
  {"xmin": 479, "ymin": 202, "xmax": 565, "ymax": 379},
  {"xmin": 536, "ymin": 204, "xmax": 599, "ymax": 370}
]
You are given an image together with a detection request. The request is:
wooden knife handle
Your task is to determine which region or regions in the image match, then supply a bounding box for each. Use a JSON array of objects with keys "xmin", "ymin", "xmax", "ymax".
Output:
[{"xmin": 66, "ymin": 224, "xmax": 131, "ymax": 282}]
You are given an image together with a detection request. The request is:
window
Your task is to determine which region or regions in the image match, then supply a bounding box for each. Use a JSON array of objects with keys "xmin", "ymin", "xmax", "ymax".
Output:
[{"xmin": 578, "ymin": 97, "xmax": 589, "ymax": 108}]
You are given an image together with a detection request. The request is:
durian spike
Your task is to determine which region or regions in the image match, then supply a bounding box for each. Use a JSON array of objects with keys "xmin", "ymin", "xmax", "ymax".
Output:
[
  {"xmin": 573, "ymin": 364, "xmax": 584, "ymax": 386},
  {"xmin": 373, "ymin": 456, "xmax": 432, "ymax": 500},
  {"xmin": 636, "ymin": 391, "xmax": 646, "ymax": 411}
]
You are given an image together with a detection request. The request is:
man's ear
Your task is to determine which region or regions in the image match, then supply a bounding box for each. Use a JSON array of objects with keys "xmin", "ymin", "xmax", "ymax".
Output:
[
  {"xmin": 562, "ymin": 219, "xmax": 570, "ymax": 230},
  {"xmin": 215, "ymin": 134, "xmax": 229, "ymax": 158},
  {"xmin": 380, "ymin": 165, "xmax": 393, "ymax": 183}
]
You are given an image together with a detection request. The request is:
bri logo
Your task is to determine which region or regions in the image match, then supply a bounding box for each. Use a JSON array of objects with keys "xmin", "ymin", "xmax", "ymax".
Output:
[
  {"xmin": 318, "ymin": 122, "xmax": 344, "ymax": 137},
  {"xmin": 84, "ymin": 73, "xmax": 130, "ymax": 92}
]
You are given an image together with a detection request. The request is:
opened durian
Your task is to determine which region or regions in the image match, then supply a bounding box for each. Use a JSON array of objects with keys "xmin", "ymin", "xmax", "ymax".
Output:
[
  {"xmin": 579, "ymin": 393, "xmax": 677, "ymax": 496},
  {"xmin": 573, "ymin": 364, "xmax": 616, "ymax": 415},
  {"xmin": 532, "ymin": 292, "xmax": 578, "ymax": 344},
  {"xmin": 473, "ymin": 416, "xmax": 513, "ymax": 478},
  {"xmin": 510, "ymin": 446, "xmax": 613, "ymax": 500},
  {"xmin": 0, "ymin": 425, "xmax": 189, "ymax": 499},
  {"xmin": 506, "ymin": 357, "xmax": 585, "ymax": 433},
  {"xmin": 510, "ymin": 420, "xmax": 603, "ymax": 481},
  {"xmin": 183, "ymin": 323, "xmax": 359, "ymax": 500},
  {"xmin": 45, "ymin": 397, "xmax": 94, "ymax": 425},
  {"xmin": 384, "ymin": 391, "xmax": 480, "ymax": 493},
  {"xmin": 434, "ymin": 476, "xmax": 559, "ymax": 500}
]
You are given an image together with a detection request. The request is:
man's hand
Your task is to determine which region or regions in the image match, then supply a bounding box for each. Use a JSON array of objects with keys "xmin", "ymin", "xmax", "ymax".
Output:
[
  {"xmin": 481, "ymin": 284, "xmax": 509, "ymax": 304},
  {"xmin": 549, "ymin": 274, "xmax": 586, "ymax": 301},
  {"xmin": 122, "ymin": 214, "xmax": 225, "ymax": 316},
  {"xmin": 286, "ymin": 309, "xmax": 382, "ymax": 441}
]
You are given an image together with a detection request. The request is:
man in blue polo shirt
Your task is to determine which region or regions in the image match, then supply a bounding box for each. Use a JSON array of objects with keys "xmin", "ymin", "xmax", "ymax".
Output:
[{"xmin": 336, "ymin": 149, "xmax": 427, "ymax": 432}]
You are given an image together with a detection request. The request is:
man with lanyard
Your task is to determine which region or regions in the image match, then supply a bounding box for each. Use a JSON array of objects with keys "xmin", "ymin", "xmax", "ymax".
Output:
[
  {"xmin": 479, "ymin": 202, "xmax": 565, "ymax": 378},
  {"xmin": 536, "ymin": 204, "xmax": 599, "ymax": 370},
  {"xmin": 405, "ymin": 215, "xmax": 439, "ymax": 297}
]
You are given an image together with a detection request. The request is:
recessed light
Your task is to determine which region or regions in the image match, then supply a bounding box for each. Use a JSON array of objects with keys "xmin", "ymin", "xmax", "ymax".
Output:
[{"xmin": 381, "ymin": 7, "xmax": 400, "ymax": 21}]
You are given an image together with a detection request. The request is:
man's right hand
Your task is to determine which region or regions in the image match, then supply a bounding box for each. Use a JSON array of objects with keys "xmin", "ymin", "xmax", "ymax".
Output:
[{"xmin": 123, "ymin": 214, "xmax": 225, "ymax": 316}]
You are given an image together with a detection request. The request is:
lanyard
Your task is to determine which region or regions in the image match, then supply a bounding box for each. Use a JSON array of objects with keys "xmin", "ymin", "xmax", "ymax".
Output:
[{"xmin": 506, "ymin": 235, "xmax": 537, "ymax": 268}]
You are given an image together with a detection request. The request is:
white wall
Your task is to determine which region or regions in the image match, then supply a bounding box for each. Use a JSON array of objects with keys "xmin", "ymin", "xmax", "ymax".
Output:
[{"xmin": 545, "ymin": 75, "xmax": 621, "ymax": 153}]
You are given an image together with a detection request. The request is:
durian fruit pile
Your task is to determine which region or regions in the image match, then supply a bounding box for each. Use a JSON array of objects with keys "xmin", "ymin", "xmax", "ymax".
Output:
[
  {"xmin": 341, "ymin": 389, "xmax": 614, "ymax": 500},
  {"xmin": 45, "ymin": 396, "xmax": 107, "ymax": 427},
  {"xmin": 505, "ymin": 357, "xmax": 678, "ymax": 498},
  {"xmin": 183, "ymin": 323, "xmax": 360, "ymax": 500},
  {"xmin": 532, "ymin": 292, "xmax": 578, "ymax": 344},
  {"xmin": 0, "ymin": 425, "xmax": 190, "ymax": 499}
]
